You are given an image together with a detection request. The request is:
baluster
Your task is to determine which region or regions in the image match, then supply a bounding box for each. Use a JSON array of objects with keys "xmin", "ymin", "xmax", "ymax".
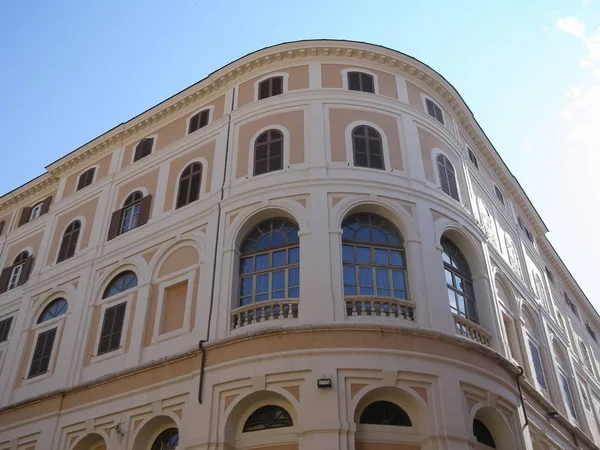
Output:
[{"xmin": 351, "ymin": 301, "xmax": 358, "ymax": 316}]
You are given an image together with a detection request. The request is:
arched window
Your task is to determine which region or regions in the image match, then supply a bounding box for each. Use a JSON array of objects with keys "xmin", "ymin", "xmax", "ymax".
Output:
[
  {"xmin": 103, "ymin": 271, "xmax": 138, "ymax": 299},
  {"xmin": 151, "ymin": 428, "xmax": 179, "ymax": 450},
  {"xmin": 38, "ymin": 298, "xmax": 68, "ymax": 324},
  {"xmin": 473, "ymin": 418, "xmax": 496, "ymax": 448},
  {"xmin": 352, "ymin": 126, "xmax": 384, "ymax": 170},
  {"xmin": 188, "ymin": 109, "xmax": 209, "ymax": 134},
  {"xmin": 2, "ymin": 250, "xmax": 33, "ymax": 292},
  {"xmin": 580, "ymin": 341, "xmax": 593, "ymax": 373},
  {"xmin": 134, "ymin": 138, "xmax": 154, "ymax": 162},
  {"xmin": 239, "ymin": 219, "xmax": 299, "ymax": 307},
  {"xmin": 348, "ymin": 71, "xmax": 375, "ymax": 93},
  {"xmin": 436, "ymin": 154, "xmax": 459, "ymax": 201},
  {"xmin": 254, "ymin": 130, "xmax": 283, "ymax": 176},
  {"xmin": 342, "ymin": 214, "xmax": 406, "ymax": 300},
  {"xmin": 77, "ymin": 167, "xmax": 95, "ymax": 191},
  {"xmin": 28, "ymin": 298, "xmax": 68, "ymax": 379},
  {"xmin": 359, "ymin": 401, "xmax": 412, "ymax": 426},
  {"xmin": 534, "ymin": 273, "xmax": 548, "ymax": 310},
  {"xmin": 121, "ymin": 191, "xmax": 143, "ymax": 234},
  {"xmin": 258, "ymin": 77, "xmax": 283, "ymax": 100},
  {"xmin": 176, "ymin": 163, "xmax": 203, "ymax": 209},
  {"xmin": 442, "ymin": 237, "xmax": 477, "ymax": 323},
  {"xmin": 243, "ymin": 405, "xmax": 293, "ymax": 432},
  {"xmin": 57, "ymin": 220, "xmax": 81, "ymax": 263}
]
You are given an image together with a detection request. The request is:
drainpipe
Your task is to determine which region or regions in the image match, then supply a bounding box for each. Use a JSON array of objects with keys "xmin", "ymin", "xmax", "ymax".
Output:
[
  {"xmin": 516, "ymin": 366, "xmax": 529, "ymax": 428},
  {"xmin": 198, "ymin": 87, "xmax": 235, "ymax": 404}
]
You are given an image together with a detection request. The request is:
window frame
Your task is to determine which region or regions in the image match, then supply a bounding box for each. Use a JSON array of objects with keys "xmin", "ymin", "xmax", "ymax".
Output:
[
  {"xmin": 92, "ymin": 295, "xmax": 132, "ymax": 363},
  {"xmin": 441, "ymin": 237, "xmax": 478, "ymax": 323},
  {"xmin": 151, "ymin": 271, "xmax": 195, "ymax": 345},
  {"xmin": 57, "ymin": 219, "xmax": 83, "ymax": 263},
  {"xmin": 251, "ymin": 128, "xmax": 285, "ymax": 177},
  {"xmin": 494, "ymin": 185, "xmax": 505, "ymax": 206},
  {"xmin": 254, "ymin": 73, "xmax": 289, "ymax": 101},
  {"xmin": 132, "ymin": 136, "xmax": 156, "ymax": 162},
  {"xmin": 526, "ymin": 335, "xmax": 548, "ymax": 393},
  {"xmin": 342, "ymin": 68, "xmax": 379, "ymax": 94},
  {"xmin": 186, "ymin": 108, "xmax": 213, "ymax": 135},
  {"xmin": 29, "ymin": 202, "xmax": 43, "ymax": 221},
  {"xmin": 6, "ymin": 250, "xmax": 31, "ymax": 292},
  {"xmin": 351, "ymin": 125, "xmax": 385, "ymax": 170},
  {"xmin": 434, "ymin": 152, "xmax": 460, "ymax": 202},
  {"xmin": 120, "ymin": 191, "xmax": 143, "ymax": 234},
  {"xmin": 467, "ymin": 147, "xmax": 479, "ymax": 169},
  {"xmin": 176, "ymin": 161, "xmax": 204, "ymax": 209},
  {"xmin": 76, "ymin": 167, "xmax": 96, "ymax": 191},
  {"xmin": 0, "ymin": 316, "xmax": 13, "ymax": 344},
  {"xmin": 422, "ymin": 96, "xmax": 445, "ymax": 125}
]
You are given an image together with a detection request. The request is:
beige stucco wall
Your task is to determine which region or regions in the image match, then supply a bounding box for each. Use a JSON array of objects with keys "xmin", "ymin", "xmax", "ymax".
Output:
[
  {"xmin": 236, "ymin": 110, "xmax": 305, "ymax": 178},
  {"xmin": 45, "ymin": 197, "xmax": 99, "ymax": 265},
  {"xmin": 237, "ymin": 65, "xmax": 309, "ymax": 108},
  {"xmin": 322, "ymin": 64, "xmax": 398, "ymax": 99},
  {"xmin": 63, "ymin": 153, "xmax": 112, "ymax": 199},
  {"xmin": 5, "ymin": 231, "xmax": 44, "ymax": 266},
  {"xmin": 329, "ymin": 108, "xmax": 403, "ymax": 170},
  {"xmin": 163, "ymin": 140, "xmax": 216, "ymax": 212},
  {"xmin": 158, "ymin": 246, "xmax": 199, "ymax": 278}
]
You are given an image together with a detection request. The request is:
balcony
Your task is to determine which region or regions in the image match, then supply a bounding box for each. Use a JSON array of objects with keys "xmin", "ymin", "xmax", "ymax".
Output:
[
  {"xmin": 231, "ymin": 299, "xmax": 299, "ymax": 329},
  {"xmin": 345, "ymin": 297, "xmax": 415, "ymax": 322},
  {"xmin": 453, "ymin": 315, "xmax": 491, "ymax": 347}
]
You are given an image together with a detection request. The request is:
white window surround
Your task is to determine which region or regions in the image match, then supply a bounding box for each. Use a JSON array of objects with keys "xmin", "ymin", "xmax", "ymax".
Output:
[
  {"xmin": 22, "ymin": 316, "xmax": 66, "ymax": 386},
  {"xmin": 247, "ymin": 125, "xmax": 291, "ymax": 178},
  {"xmin": 431, "ymin": 148, "xmax": 462, "ymax": 203},
  {"xmin": 557, "ymin": 367, "xmax": 578, "ymax": 421},
  {"xmin": 54, "ymin": 216, "xmax": 86, "ymax": 264},
  {"xmin": 151, "ymin": 271, "xmax": 195, "ymax": 345},
  {"xmin": 185, "ymin": 106, "xmax": 214, "ymax": 136},
  {"xmin": 341, "ymin": 68, "xmax": 380, "ymax": 94},
  {"xmin": 253, "ymin": 72, "xmax": 290, "ymax": 102},
  {"xmin": 420, "ymin": 94, "xmax": 445, "ymax": 126},
  {"xmin": 30, "ymin": 203, "xmax": 43, "ymax": 221},
  {"xmin": 525, "ymin": 333, "xmax": 547, "ymax": 393},
  {"xmin": 344, "ymin": 121, "xmax": 391, "ymax": 171},
  {"xmin": 77, "ymin": 165, "xmax": 99, "ymax": 190},
  {"xmin": 131, "ymin": 134, "xmax": 158, "ymax": 164},
  {"xmin": 90, "ymin": 291, "xmax": 134, "ymax": 364},
  {"xmin": 171, "ymin": 157, "xmax": 209, "ymax": 210},
  {"xmin": 7, "ymin": 265, "xmax": 23, "ymax": 291}
]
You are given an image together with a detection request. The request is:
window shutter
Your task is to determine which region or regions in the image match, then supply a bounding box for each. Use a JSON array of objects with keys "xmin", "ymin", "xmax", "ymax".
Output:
[
  {"xmin": 18, "ymin": 208, "xmax": 31, "ymax": 227},
  {"xmin": 28, "ymin": 328, "xmax": 56, "ymax": 378},
  {"xmin": 0, "ymin": 267, "xmax": 10, "ymax": 294},
  {"xmin": 0, "ymin": 220, "xmax": 4, "ymax": 236},
  {"xmin": 137, "ymin": 194, "xmax": 152, "ymax": 226},
  {"xmin": 199, "ymin": 110, "xmax": 209, "ymax": 128},
  {"xmin": 18, "ymin": 256, "xmax": 34, "ymax": 286},
  {"xmin": 107, "ymin": 209, "xmax": 122, "ymax": 241},
  {"xmin": 40, "ymin": 196, "xmax": 52, "ymax": 215},
  {"xmin": 0, "ymin": 317, "xmax": 12, "ymax": 342}
]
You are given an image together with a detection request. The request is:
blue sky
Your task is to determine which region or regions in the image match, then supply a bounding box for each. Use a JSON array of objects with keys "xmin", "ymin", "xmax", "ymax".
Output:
[{"xmin": 1, "ymin": 1, "xmax": 599, "ymax": 309}]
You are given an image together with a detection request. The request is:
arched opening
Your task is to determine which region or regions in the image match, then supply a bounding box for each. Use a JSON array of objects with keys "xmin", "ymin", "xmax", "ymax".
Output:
[
  {"xmin": 232, "ymin": 218, "xmax": 299, "ymax": 328},
  {"xmin": 359, "ymin": 401, "xmax": 412, "ymax": 426},
  {"xmin": 28, "ymin": 297, "xmax": 68, "ymax": 379},
  {"xmin": 472, "ymin": 407, "xmax": 516, "ymax": 450},
  {"xmin": 132, "ymin": 415, "xmax": 178, "ymax": 450},
  {"xmin": 224, "ymin": 390, "xmax": 297, "ymax": 450},
  {"xmin": 58, "ymin": 220, "xmax": 81, "ymax": 263},
  {"xmin": 103, "ymin": 271, "xmax": 138, "ymax": 299},
  {"xmin": 72, "ymin": 433, "xmax": 107, "ymax": 450},
  {"xmin": 176, "ymin": 162, "xmax": 203, "ymax": 209},
  {"xmin": 351, "ymin": 125, "xmax": 384, "ymax": 170}
]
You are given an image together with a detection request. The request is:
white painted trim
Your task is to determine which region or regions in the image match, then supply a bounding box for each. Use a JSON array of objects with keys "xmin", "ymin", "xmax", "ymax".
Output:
[
  {"xmin": 420, "ymin": 93, "xmax": 445, "ymax": 126},
  {"xmin": 185, "ymin": 106, "xmax": 214, "ymax": 136},
  {"xmin": 253, "ymin": 72, "xmax": 290, "ymax": 101},
  {"xmin": 54, "ymin": 216, "xmax": 86, "ymax": 264},
  {"xmin": 131, "ymin": 134, "xmax": 159, "ymax": 164},
  {"xmin": 75, "ymin": 165, "xmax": 99, "ymax": 192},
  {"xmin": 395, "ymin": 74, "xmax": 409, "ymax": 103},
  {"xmin": 247, "ymin": 125, "xmax": 291, "ymax": 178},
  {"xmin": 90, "ymin": 291, "xmax": 134, "ymax": 364},
  {"xmin": 344, "ymin": 120, "xmax": 391, "ymax": 171},
  {"xmin": 151, "ymin": 271, "xmax": 195, "ymax": 345},
  {"xmin": 341, "ymin": 68, "xmax": 380, "ymax": 94},
  {"xmin": 171, "ymin": 157, "xmax": 209, "ymax": 210},
  {"xmin": 308, "ymin": 62, "xmax": 322, "ymax": 89}
]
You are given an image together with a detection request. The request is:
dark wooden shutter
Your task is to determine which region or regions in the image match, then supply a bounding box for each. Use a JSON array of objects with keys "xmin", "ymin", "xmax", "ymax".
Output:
[
  {"xmin": 40, "ymin": 196, "xmax": 52, "ymax": 215},
  {"xmin": 98, "ymin": 302, "xmax": 126, "ymax": 355},
  {"xmin": 189, "ymin": 114, "xmax": 200, "ymax": 134},
  {"xmin": 199, "ymin": 110, "xmax": 209, "ymax": 128},
  {"xmin": 18, "ymin": 208, "xmax": 31, "ymax": 227},
  {"xmin": 28, "ymin": 328, "xmax": 57, "ymax": 378},
  {"xmin": 107, "ymin": 209, "xmax": 122, "ymax": 241},
  {"xmin": 0, "ymin": 220, "xmax": 4, "ymax": 236},
  {"xmin": 0, "ymin": 267, "xmax": 10, "ymax": 294},
  {"xmin": 137, "ymin": 195, "xmax": 152, "ymax": 226},
  {"xmin": 18, "ymin": 256, "xmax": 34, "ymax": 286},
  {"xmin": 0, "ymin": 317, "xmax": 12, "ymax": 342}
]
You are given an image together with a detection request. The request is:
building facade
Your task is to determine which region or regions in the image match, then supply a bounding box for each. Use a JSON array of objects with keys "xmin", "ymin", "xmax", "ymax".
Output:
[{"xmin": 0, "ymin": 40, "xmax": 598, "ymax": 450}]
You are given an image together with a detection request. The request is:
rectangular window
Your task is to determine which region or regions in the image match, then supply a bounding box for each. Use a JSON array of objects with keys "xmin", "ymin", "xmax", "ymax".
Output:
[
  {"xmin": 30, "ymin": 203, "xmax": 43, "ymax": 221},
  {"xmin": 188, "ymin": 110, "xmax": 210, "ymax": 134},
  {"xmin": 97, "ymin": 302, "xmax": 126, "ymax": 355},
  {"xmin": 586, "ymin": 322, "xmax": 597, "ymax": 342},
  {"xmin": 76, "ymin": 168, "xmax": 95, "ymax": 191},
  {"xmin": 425, "ymin": 98, "xmax": 444, "ymax": 125},
  {"xmin": 133, "ymin": 138, "xmax": 154, "ymax": 162},
  {"xmin": 545, "ymin": 266, "xmax": 554, "ymax": 284},
  {"xmin": 565, "ymin": 292, "xmax": 579, "ymax": 317},
  {"xmin": 28, "ymin": 328, "xmax": 57, "ymax": 378},
  {"xmin": 7, "ymin": 265, "xmax": 22, "ymax": 291},
  {"xmin": 258, "ymin": 77, "xmax": 283, "ymax": 100},
  {"xmin": 528, "ymin": 340, "xmax": 547, "ymax": 391},
  {"xmin": 494, "ymin": 185, "xmax": 505, "ymax": 205},
  {"xmin": 0, "ymin": 316, "xmax": 12, "ymax": 342},
  {"xmin": 560, "ymin": 372, "xmax": 577, "ymax": 419},
  {"xmin": 467, "ymin": 148, "xmax": 478, "ymax": 169}
]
